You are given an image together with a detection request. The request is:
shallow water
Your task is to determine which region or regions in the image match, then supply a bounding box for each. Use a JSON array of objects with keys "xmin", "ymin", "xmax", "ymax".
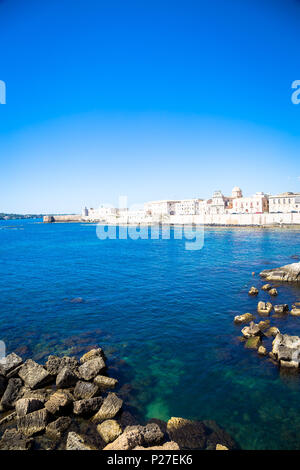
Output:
[{"xmin": 1, "ymin": 219, "xmax": 300, "ymax": 449}]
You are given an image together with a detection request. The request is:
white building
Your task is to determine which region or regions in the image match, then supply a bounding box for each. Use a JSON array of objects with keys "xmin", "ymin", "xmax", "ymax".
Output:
[
  {"xmin": 207, "ymin": 190, "xmax": 232, "ymax": 215},
  {"xmin": 82, "ymin": 206, "xmax": 118, "ymax": 221},
  {"xmin": 144, "ymin": 200, "xmax": 179, "ymax": 217},
  {"xmin": 269, "ymin": 192, "xmax": 300, "ymax": 213},
  {"xmin": 174, "ymin": 199, "xmax": 203, "ymax": 215},
  {"xmin": 232, "ymin": 192, "xmax": 268, "ymax": 214}
]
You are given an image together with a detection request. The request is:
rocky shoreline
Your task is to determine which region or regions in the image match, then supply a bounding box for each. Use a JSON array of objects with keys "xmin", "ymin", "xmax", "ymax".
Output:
[{"xmin": 0, "ymin": 348, "xmax": 236, "ymax": 451}]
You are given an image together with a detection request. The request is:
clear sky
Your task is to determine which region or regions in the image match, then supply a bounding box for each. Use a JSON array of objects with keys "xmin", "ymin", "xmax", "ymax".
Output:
[{"xmin": 0, "ymin": 0, "xmax": 299, "ymax": 213}]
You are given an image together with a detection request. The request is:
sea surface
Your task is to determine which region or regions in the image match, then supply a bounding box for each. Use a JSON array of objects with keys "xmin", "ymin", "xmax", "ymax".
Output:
[{"xmin": 1, "ymin": 219, "xmax": 300, "ymax": 449}]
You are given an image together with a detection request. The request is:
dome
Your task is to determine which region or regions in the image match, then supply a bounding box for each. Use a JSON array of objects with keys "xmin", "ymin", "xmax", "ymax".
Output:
[{"xmin": 232, "ymin": 186, "xmax": 241, "ymax": 192}]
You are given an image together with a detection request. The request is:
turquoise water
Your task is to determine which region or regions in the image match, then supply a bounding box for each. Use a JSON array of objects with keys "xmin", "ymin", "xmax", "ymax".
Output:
[{"xmin": 1, "ymin": 219, "xmax": 300, "ymax": 449}]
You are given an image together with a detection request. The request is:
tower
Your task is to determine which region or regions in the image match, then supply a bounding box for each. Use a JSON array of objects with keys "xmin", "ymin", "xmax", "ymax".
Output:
[{"xmin": 232, "ymin": 187, "xmax": 243, "ymax": 199}]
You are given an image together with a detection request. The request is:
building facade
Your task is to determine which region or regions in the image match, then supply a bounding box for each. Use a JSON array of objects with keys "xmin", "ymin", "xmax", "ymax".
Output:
[
  {"xmin": 232, "ymin": 192, "xmax": 268, "ymax": 214},
  {"xmin": 269, "ymin": 193, "xmax": 300, "ymax": 213}
]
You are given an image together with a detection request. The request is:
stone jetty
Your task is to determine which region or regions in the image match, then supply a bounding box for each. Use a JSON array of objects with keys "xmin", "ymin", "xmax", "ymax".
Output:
[
  {"xmin": 260, "ymin": 262, "xmax": 300, "ymax": 282},
  {"xmin": 0, "ymin": 348, "xmax": 236, "ymax": 450}
]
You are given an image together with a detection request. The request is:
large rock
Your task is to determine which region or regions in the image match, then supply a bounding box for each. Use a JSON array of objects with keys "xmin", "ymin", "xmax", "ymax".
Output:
[
  {"xmin": 97, "ymin": 419, "xmax": 123, "ymax": 443},
  {"xmin": 0, "ymin": 428, "xmax": 33, "ymax": 450},
  {"xmin": 245, "ymin": 336, "xmax": 261, "ymax": 349},
  {"xmin": 166, "ymin": 417, "xmax": 207, "ymax": 450},
  {"xmin": 269, "ymin": 288, "xmax": 278, "ymax": 296},
  {"xmin": 260, "ymin": 262, "xmax": 300, "ymax": 282},
  {"xmin": 19, "ymin": 359, "xmax": 51, "ymax": 390},
  {"xmin": 0, "ymin": 375, "xmax": 7, "ymax": 397},
  {"xmin": 0, "ymin": 353, "xmax": 23, "ymax": 376},
  {"xmin": 92, "ymin": 393, "xmax": 123, "ymax": 423},
  {"xmin": 272, "ymin": 333, "xmax": 300, "ymax": 364},
  {"xmin": 103, "ymin": 427, "xmax": 144, "ymax": 450},
  {"xmin": 56, "ymin": 366, "xmax": 78, "ymax": 389},
  {"xmin": 241, "ymin": 322, "xmax": 261, "ymax": 338},
  {"xmin": 248, "ymin": 287, "xmax": 258, "ymax": 296},
  {"xmin": 257, "ymin": 301, "xmax": 273, "ymax": 316},
  {"xmin": 74, "ymin": 380, "xmax": 99, "ymax": 399},
  {"xmin": 45, "ymin": 390, "xmax": 73, "ymax": 415},
  {"xmin": 66, "ymin": 432, "xmax": 94, "ymax": 450},
  {"xmin": 15, "ymin": 397, "xmax": 44, "ymax": 417},
  {"xmin": 78, "ymin": 357, "xmax": 106, "ymax": 381},
  {"xmin": 273, "ymin": 305, "xmax": 289, "ymax": 316},
  {"xmin": 17, "ymin": 408, "xmax": 48, "ymax": 436},
  {"xmin": 73, "ymin": 397, "xmax": 103, "ymax": 416},
  {"xmin": 202, "ymin": 420, "xmax": 237, "ymax": 450},
  {"xmin": 46, "ymin": 416, "xmax": 72, "ymax": 438},
  {"xmin": 0, "ymin": 378, "xmax": 23, "ymax": 409},
  {"xmin": 80, "ymin": 348, "xmax": 105, "ymax": 364},
  {"xmin": 94, "ymin": 375, "xmax": 118, "ymax": 391},
  {"xmin": 290, "ymin": 306, "xmax": 300, "ymax": 317},
  {"xmin": 45, "ymin": 355, "xmax": 79, "ymax": 377},
  {"xmin": 234, "ymin": 313, "xmax": 255, "ymax": 325}
]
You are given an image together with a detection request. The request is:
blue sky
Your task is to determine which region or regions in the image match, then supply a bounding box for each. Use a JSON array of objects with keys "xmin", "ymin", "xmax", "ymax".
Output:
[{"xmin": 0, "ymin": 0, "xmax": 299, "ymax": 213}]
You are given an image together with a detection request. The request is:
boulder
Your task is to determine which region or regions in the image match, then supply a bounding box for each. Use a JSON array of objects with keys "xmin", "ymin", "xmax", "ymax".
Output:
[
  {"xmin": 97, "ymin": 419, "xmax": 123, "ymax": 443},
  {"xmin": 74, "ymin": 380, "xmax": 99, "ymax": 400},
  {"xmin": 0, "ymin": 375, "xmax": 7, "ymax": 397},
  {"xmin": 45, "ymin": 355, "xmax": 79, "ymax": 377},
  {"xmin": 261, "ymin": 284, "xmax": 272, "ymax": 291},
  {"xmin": 257, "ymin": 301, "xmax": 273, "ymax": 316},
  {"xmin": 265, "ymin": 327, "xmax": 280, "ymax": 338},
  {"xmin": 202, "ymin": 420, "xmax": 237, "ymax": 450},
  {"xmin": 245, "ymin": 336, "xmax": 261, "ymax": 349},
  {"xmin": 272, "ymin": 333, "xmax": 300, "ymax": 364},
  {"xmin": 233, "ymin": 313, "xmax": 255, "ymax": 325},
  {"xmin": 15, "ymin": 397, "xmax": 44, "ymax": 417},
  {"xmin": 0, "ymin": 353, "xmax": 23, "ymax": 376},
  {"xmin": 73, "ymin": 397, "xmax": 103, "ymax": 416},
  {"xmin": 273, "ymin": 305, "xmax": 289, "ymax": 316},
  {"xmin": 0, "ymin": 378, "xmax": 23, "ymax": 409},
  {"xmin": 269, "ymin": 288, "xmax": 278, "ymax": 296},
  {"xmin": 0, "ymin": 428, "xmax": 33, "ymax": 450},
  {"xmin": 19, "ymin": 359, "xmax": 51, "ymax": 390},
  {"xmin": 134, "ymin": 442, "xmax": 180, "ymax": 450},
  {"xmin": 17, "ymin": 408, "xmax": 48, "ymax": 436},
  {"xmin": 66, "ymin": 432, "xmax": 94, "ymax": 450},
  {"xmin": 92, "ymin": 393, "xmax": 123, "ymax": 423},
  {"xmin": 260, "ymin": 262, "xmax": 300, "ymax": 282},
  {"xmin": 258, "ymin": 320, "xmax": 270, "ymax": 331},
  {"xmin": 94, "ymin": 375, "xmax": 118, "ymax": 391},
  {"xmin": 56, "ymin": 366, "xmax": 78, "ymax": 389},
  {"xmin": 258, "ymin": 345, "xmax": 267, "ymax": 356},
  {"xmin": 241, "ymin": 322, "xmax": 261, "ymax": 338},
  {"xmin": 166, "ymin": 417, "xmax": 207, "ymax": 450},
  {"xmin": 45, "ymin": 390, "xmax": 73, "ymax": 415},
  {"xmin": 248, "ymin": 287, "xmax": 258, "ymax": 296},
  {"xmin": 80, "ymin": 348, "xmax": 105, "ymax": 364},
  {"xmin": 103, "ymin": 427, "xmax": 144, "ymax": 450},
  {"xmin": 290, "ymin": 306, "xmax": 300, "ymax": 317},
  {"xmin": 280, "ymin": 360, "xmax": 299, "ymax": 369},
  {"xmin": 78, "ymin": 357, "xmax": 106, "ymax": 381},
  {"xmin": 46, "ymin": 416, "xmax": 72, "ymax": 438},
  {"xmin": 216, "ymin": 444, "xmax": 229, "ymax": 450}
]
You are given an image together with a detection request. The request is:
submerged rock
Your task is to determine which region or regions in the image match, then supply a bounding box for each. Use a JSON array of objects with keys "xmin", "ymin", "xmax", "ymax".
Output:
[
  {"xmin": 234, "ymin": 313, "xmax": 255, "ymax": 325},
  {"xmin": 166, "ymin": 417, "xmax": 207, "ymax": 450},
  {"xmin": 245, "ymin": 336, "xmax": 261, "ymax": 349},
  {"xmin": 260, "ymin": 262, "xmax": 300, "ymax": 282}
]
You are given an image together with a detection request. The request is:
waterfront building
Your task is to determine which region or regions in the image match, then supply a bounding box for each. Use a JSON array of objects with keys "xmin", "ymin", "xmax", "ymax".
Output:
[
  {"xmin": 174, "ymin": 199, "xmax": 203, "ymax": 215},
  {"xmin": 144, "ymin": 200, "xmax": 179, "ymax": 216},
  {"xmin": 269, "ymin": 192, "xmax": 300, "ymax": 213},
  {"xmin": 232, "ymin": 192, "xmax": 268, "ymax": 214}
]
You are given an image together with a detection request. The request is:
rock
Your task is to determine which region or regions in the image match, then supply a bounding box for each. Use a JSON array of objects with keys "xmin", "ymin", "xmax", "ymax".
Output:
[
  {"xmin": 97, "ymin": 419, "xmax": 123, "ymax": 443},
  {"xmin": 45, "ymin": 390, "xmax": 73, "ymax": 415},
  {"xmin": 245, "ymin": 336, "xmax": 261, "ymax": 349},
  {"xmin": 94, "ymin": 375, "xmax": 118, "ymax": 391},
  {"xmin": 0, "ymin": 353, "xmax": 23, "ymax": 376},
  {"xmin": 134, "ymin": 442, "xmax": 180, "ymax": 450},
  {"xmin": 258, "ymin": 345, "xmax": 267, "ymax": 355},
  {"xmin": 0, "ymin": 375, "xmax": 7, "ymax": 397},
  {"xmin": 78, "ymin": 357, "xmax": 106, "ymax": 381},
  {"xmin": 257, "ymin": 301, "xmax": 273, "ymax": 316},
  {"xmin": 166, "ymin": 417, "xmax": 207, "ymax": 450},
  {"xmin": 265, "ymin": 327, "xmax": 280, "ymax": 338},
  {"xmin": 280, "ymin": 360, "xmax": 299, "ymax": 369},
  {"xmin": 119, "ymin": 410, "xmax": 140, "ymax": 429},
  {"xmin": 46, "ymin": 416, "xmax": 72, "ymax": 438},
  {"xmin": 216, "ymin": 444, "xmax": 229, "ymax": 450},
  {"xmin": 203, "ymin": 420, "xmax": 237, "ymax": 450},
  {"xmin": 241, "ymin": 321, "xmax": 261, "ymax": 338},
  {"xmin": 56, "ymin": 366, "xmax": 78, "ymax": 389},
  {"xmin": 45, "ymin": 355, "xmax": 79, "ymax": 377},
  {"xmin": 66, "ymin": 432, "xmax": 94, "ymax": 450},
  {"xmin": 273, "ymin": 305, "xmax": 289, "ymax": 316},
  {"xmin": 92, "ymin": 393, "xmax": 123, "ymax": 423},
  {"xmin": 261, "ymin": 284, "xmax": 272, "ymax": 291},
  {"xmin": 260, "ymin": 262, "xmax": 300, "ymax": 282},
  {"xmin": 19, "ymin": 359, "xmax": 51, "ymax": 390},
  {"xmin": 17, "ymin": 408, "xmax": 48, "ymax": 436},
  {"xmin": 248, "ymin": 287, "xmax": 258, "ymax": 296},
  {"xmin": 142, "ymin": 422, "xmax": 164, "ymax": 446},
  {"xmin": 6, "ymin": 364, "xmax": 24, "ymax": 379},
  {"xmin": 272, "ymin": 333, "xmax": 300, "ymax": 364},
  {"xmin": 103, "ymin": 427, "xmax": 144, "ymax": 450},
  {"xmin": 0, "ymin": 410, "xmax": 16, "ymax": 426},
  {"xmin": 73, "ymin": 397, "xmax": 103, "ymax": 416},
  {"xmin": 80, "ymin": 348, "xmax": 105, "ymax": 364},
  {"xmin": 21, "ymin": 387, "xmax": 52, "ymax": 403},
  {"xmin": 234, "ymin": 313, "xmax": 255, "ymax": 325},
  {"xmin": 269, "ymin": 288, "xmax": 278, "ymax": 296},
  {"xmin": 0, "ymin": 378, "xmax": 23, "ymax": 409},
  {"xmin": 74, "ymin": 380, "xmax": 99, "ymax": 399},
  {"xmin": 258, "ymin": 320, "xmax": 270, "ymax": 331},
  {"xmin": 15, "ymin": 397, "xmax": 44, "ymax": 417},
  {"xmin": 290, "ymin": 306, "xmax": 300, "ymax": 317},
  {"xmin": 0, "ymin": 428, "xmax": 33, "ymax": 450}
]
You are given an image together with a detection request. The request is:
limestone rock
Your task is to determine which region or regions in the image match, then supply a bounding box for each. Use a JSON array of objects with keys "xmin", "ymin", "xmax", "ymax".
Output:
[
  {"xmin": 45, "ymin": 390, "xmax": 73, "ymax": 415},
  {"xmin": 272, "ymin": 333, "xmax": 300, "ymax": 365},
  {"xmin": 0, "ymin": 375, "xmax": 7, "ymax": 397},
  {"xmin": 103, "ymin": 427, "xmax": 144, "ymax": 450},
  {"xmin": 257, "ymin": 301, "xmax": 273, "ymax": 316},
  {"xmin": 80, "ymin": 348, "xmax": 105, "ymax": 364},
  {"xmin": 258, "ymin": 320, "xmax": 270, "ymax": 331},
  {"xmin": 248, "ymin": 287, "xmax": 258, "ymax": 296},
  {"xmin": 46, "ymin": 416, "xmax": 72, "ymax": 438},
  {"xmin": 290, "ymin": 306, "xmax": 300, "ymax": 317},
  {"xmin": 19, "ymin": 359, "xmax": 51, "ymax": 390},
  {"xmin": 273, "ymin": 305, "xmax": 289, "ymax": 316},
  {"xmin": 216, "ymin": 444, "xmax": 229, "ymax": 450},
  {"xmin": 74, "ymin": 380, "xmax": 99, "ymax": 399},
  {"xmin": 17, "ymin": 408, "xmax": 48, "ymax": 436},
  {"xmin": 73, "ymin": 397, "xmax": 103, "ymax": 416},
  {"xmin": 260, "ymin": 262, "xmax": 300, "ymax": 282},
  {"xmin": 245, "ymin": 336, "xmax": 261, "ymax": 349},
  {"xmin": 166, "ymin": 417, "xmax": 207, "ymax": 450},
  {"xmin": 0, "ymin": 428, "xmax": 33, "ymax": 450},
  {"xmin": 234, "ymin": 313, "xmax": 255, "ymax": 325},
  {"xmin": 94, "ymin": 375, "xmax": 118, "ymax": 391},
  {"xmin": 45, "ymin": 355, "xmax": 79, "ymax": 376},
  {"xmin": 261, "ymin": 284, "xmax": 272, "ymax": 291},
  {"xmin": 203, "ymin": 419, "xmax": 237, "ymax": 450},
  {"xmin": 92, "ymin": 393, "xmax": 123, "ymax": 423},
  {"xmin": 97, "ymin": 419, "xmax": 123, "ymax": 443},
  {"xmin": 66, "ymin": 432, "xmax": 94, "ymax": 450},
  {"xmin": 258, "ymin": 345, "xmax": 267, "ymax": 355},
  {"xmin": 241, "ymin": 322, "xmax": 261, "ymax": 338},
  {"xmin": 0, "ymin": 378, "xmax": 23, "ymax": 409},
  {"xmin": 280, "ymin": 360, "xmax": 299, "ymax": 369},
  {"xmin": 15, "ymin": 397, "xmax": 44, "ymax": 417},
  {"xmin": 134, "ymin": 441, "xmax": 180, "ymax": 450},
  {"xmin": 0, "ymin": 353, "xmax": 23, "ymax": 376},
  {"xmin": 265, "ymin": 327, "xmax": 280, "ymax": 338},
  {"xmin": 56, "ymin": 366, "xmax": 78, "ymax": 389},
  {"xmin": 269, "ymin": 288, "xmax": 278, "ymax": 296},
  {"xmin": 78, "ymin": 357, "xmax": 106, "ymax": 381}
]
